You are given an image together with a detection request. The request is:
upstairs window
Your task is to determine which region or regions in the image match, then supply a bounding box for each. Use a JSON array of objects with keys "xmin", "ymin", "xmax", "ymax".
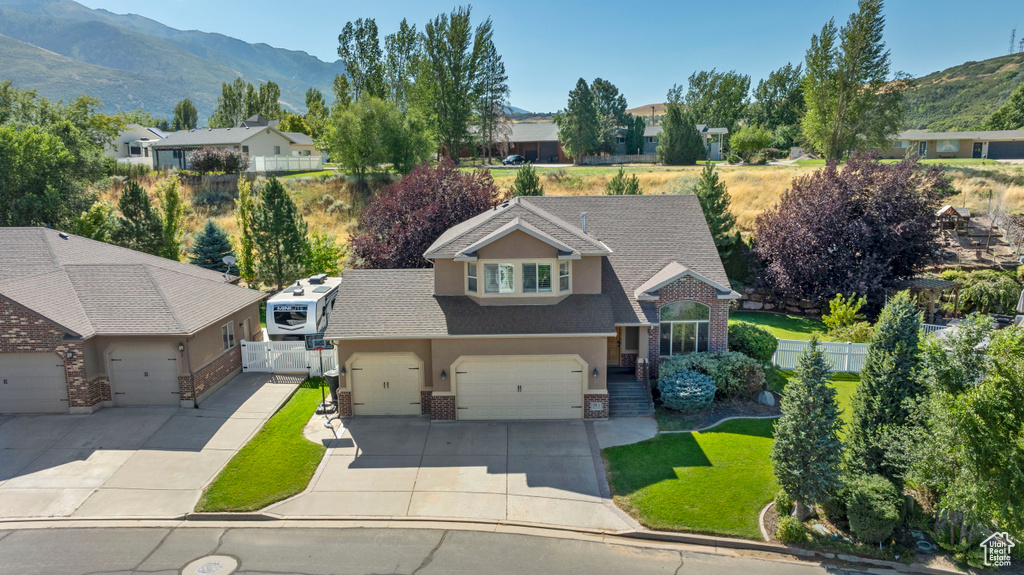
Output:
[
  {"xmin": 467, "ymin": 262, "xmax": 477, "ymax": 293},
  {"xmin": 659, "ymin": 301, "xmax": 710, "ymax": 357},
  {"xmin": 522, "ymin": 263, "xmax": 552, "ymax": 293},
  {"xmin": 484, "ymin": 263, "xmax": 514, "ymax": 294},
  {"xmin": 559, "ymin": 262, "xmax": 570, "ymax": 292}
]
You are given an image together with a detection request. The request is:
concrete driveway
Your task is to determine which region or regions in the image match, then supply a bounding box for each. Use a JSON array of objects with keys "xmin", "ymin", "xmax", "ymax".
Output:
[
  {"xmin": 0, "ymin": 373, "xmax": 303, "ymax": 520},
  {"xmin": 267, "ymin": 417, "xmax": 652, "ymax": 532}
]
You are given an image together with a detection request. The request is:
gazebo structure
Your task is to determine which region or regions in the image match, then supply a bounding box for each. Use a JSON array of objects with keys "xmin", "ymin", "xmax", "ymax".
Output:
[
  {"xmin": 904, "ymin": 277, "xmax": 962, "ymax": 324},
  {"xmin": 936, "ymin": 205, "xmax": 970, "ymax": 231}
]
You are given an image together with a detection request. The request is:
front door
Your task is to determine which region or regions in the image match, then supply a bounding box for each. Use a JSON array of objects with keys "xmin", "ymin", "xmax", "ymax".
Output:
[
  {"xmin": 973, "ymin": 142, "xmax": 984, "ymax": 158},
  {"xmin": 918, "ymin": 141, "xmax": 927, "ymax": 158},
  {"xmin": 607, "ymin": 327, "xmax": 621, "ymax": 366}
]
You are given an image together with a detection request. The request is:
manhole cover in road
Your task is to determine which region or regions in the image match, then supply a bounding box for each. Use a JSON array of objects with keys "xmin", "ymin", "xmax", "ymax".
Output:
[{"xmin": 182, "ymin": 555, "xmax": 238, "ymax": 575}]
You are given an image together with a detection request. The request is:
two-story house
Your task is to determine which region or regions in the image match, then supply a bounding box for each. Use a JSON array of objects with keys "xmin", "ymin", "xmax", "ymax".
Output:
[{"xmin": 324, "ymin": 195, "xmax": 738, "ymax": 421}]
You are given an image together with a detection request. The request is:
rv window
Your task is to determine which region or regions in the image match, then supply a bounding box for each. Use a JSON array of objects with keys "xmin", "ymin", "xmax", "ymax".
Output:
[{"xmin": 273, "ymin": 305, "xmax": 308, "ymax": 327}]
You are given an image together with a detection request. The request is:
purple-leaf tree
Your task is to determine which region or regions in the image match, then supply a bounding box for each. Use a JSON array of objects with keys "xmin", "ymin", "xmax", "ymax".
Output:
[
  {"xmin": 349, "ymin": 161, "xmax": 508, "ymax": 268},
  {"xmin": 754, "ymin": 153, "xmax": 952, "ymax": 309}
]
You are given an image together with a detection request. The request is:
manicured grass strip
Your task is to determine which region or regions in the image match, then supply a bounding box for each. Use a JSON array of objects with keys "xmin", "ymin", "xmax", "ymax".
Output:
[
  {"xmin": 603, "ymin": 418, "xmax": 778, "ymax": 540},
  {"xmin": 196, "ymin": 380, "xmax": 327, "ymax": 512},
  {"xmin": 774, "ymin": 371, "xmax": 860, "ymax": 438},
  {"xmin": 280, "ymin": 170, "xmax": 337, "ymax": 179},
  {"xmin": 729, "ymin": 311, "xmax": 827, "ymax": 341}
]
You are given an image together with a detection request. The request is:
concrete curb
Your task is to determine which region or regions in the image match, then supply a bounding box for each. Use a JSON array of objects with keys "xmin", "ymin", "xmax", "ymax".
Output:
[
  {"xmin": 758, "ymin": 501, "xmax": 773, "ymax": 542},
  {"xmin": 658, "ymin": 414, "xmax": 781, "ymax": 435}
]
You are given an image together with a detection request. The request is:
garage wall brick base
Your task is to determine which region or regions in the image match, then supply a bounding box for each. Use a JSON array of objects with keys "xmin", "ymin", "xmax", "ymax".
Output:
[
  {"xmin": 584, "ymin": 393, "xmax": 610, "ymax": 419},
  {"xmin": 178, "ymin": 346, "xmax": 242, "ymax": 407},
  {"xmin": 420, "ymin": 390, "xmax": 432, "ymax": 415},
  {"xmin": 430, "ymin": 394, "xmax": 456, "ymax": 421},
  {"xmin": 336, "ymin": 391, "xmax": 353, "ymax": 416}
]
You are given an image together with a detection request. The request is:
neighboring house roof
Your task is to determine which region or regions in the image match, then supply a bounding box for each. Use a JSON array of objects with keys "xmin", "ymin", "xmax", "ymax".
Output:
[
  {"xmin": 330, "ymin": 195, "xmax": 732, "ymax": 339},
  {"xmin": 897, "ymin": 129, "xmax": 1024, "ymax": 141},
  {"xmin": 937, "ymin": 205, "xmax": 970, "ymax": 217},
  {"xmin": 325, "ymin": 269, "xmax": 616, "ymax": 339},
  {"xmin": 644, "ymin": 125, "xmax": 729, "ymax": 137},
  {"xmin": 282, "ymin": 131, "xmax": 315, "ymax": 146},
  {"xmin": 239, "ymin": 114, "xmax": 281, "ymax": 129},
  {"xmin": 424, "ymin": 197, "xmax": 612, "ymax": 260},
  {"xmin": 151, "ymin": 126, "xmax": 304, "ymax": 148},
  {"xmin": 507, "ymin": 122, "xmax": 561, "ymax": 143},
  {"xmin": 0, "ymin": 228, "xmax": 266, "ymax": 339}
]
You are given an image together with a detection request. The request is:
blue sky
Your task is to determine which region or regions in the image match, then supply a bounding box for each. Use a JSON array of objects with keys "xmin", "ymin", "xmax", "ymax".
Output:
[{"xmin": 80, "ymin": 0, "xmax": 1020, "ymax": 112}]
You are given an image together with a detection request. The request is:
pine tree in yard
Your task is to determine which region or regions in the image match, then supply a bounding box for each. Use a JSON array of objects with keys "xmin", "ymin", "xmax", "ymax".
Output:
[
  {"xmin": 847, "ymin": 290, "xmax": 923, "ymax": 483},
  {"xmin": 234, "ymin": 178, "xmax": 256, "ymax": 286},
  {"xmin": 188, "ymin": 219, "xmax": 236, "ymax": 274},
  {"xmin": 251, "ymin": 177, "xmax": 308, "ymax": 291},
  {"xmin": 111, "ymin": 180, "xmax": 163, "ymax": 255},
  {"xmin": 510, "ymin": 162, "xmax": 543, "ymax": 197},
  {"xmin": 691, "ymin": 163, "xmax": 740, "ymax": 259},
  {"xmin": 553, "ymin": 78, "xmax": 601, "ymax": 163},
  {"xmin": 771, "ymin": 336, "xmax": 845, "ymax": 520},
  {"xmin": 658, "ymin": 104, "xmax": 704, "ymax": 165},
  {"xmin": 606, "ymin": 167, "xmax": 641, "ymax": 195}
]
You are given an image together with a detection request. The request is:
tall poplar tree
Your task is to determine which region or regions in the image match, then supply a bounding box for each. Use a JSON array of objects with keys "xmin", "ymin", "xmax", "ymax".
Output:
[
  {"xmin": 553, "ymin": 78, "xmax": 601, "ymax": 163},
  {"xmin": 157, "ymin": 178, "xmax": 185, "ymax": 261},
  {"xmin": 233, "ymin": 178, "xmax": 257, "ymax": 285},
  {"xmin": 251, "ymin": 178, "xmax": 308, "ymax": 291},
  {"xmin": 338, "ymin": 18, "xmax": 387, "ymax": 100}
]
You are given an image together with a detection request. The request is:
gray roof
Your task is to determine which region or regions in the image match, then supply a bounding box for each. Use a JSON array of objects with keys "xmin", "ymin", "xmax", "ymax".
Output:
[
  {"xmin": 898, "ymin": 129, "xmax": 1024, "ymax": 141},
  {"xmin": 507, "ymin": 122, "xmax": 561, "ymax": 143},
  {"xmin": 643, "ymin": 125, "xmax": 727, "ymax": 137},
  {"xmin": 329, "ymin": 195, "xmax": 731, "ymax": 339},
  {"xmin": 0, "ymin": 228, "xmax": 266, "ymax": 338},
  {"xmin": 282, "ymin": 131, "xmax": 315, "ymax": 146},
  {"xmin": 937, "ymin": 205, "xmax": 970, "ymax": 217},
  {"xmin": 152, "ymin": 126, "xmax": 278, "ymax": 148},
  {"xmin": 904, "ymin": 277, "xmax": 961, "ymax": 291},
  {"xmin": 324, "ymin": 270, "xmax": 616, "ymax": 339}
]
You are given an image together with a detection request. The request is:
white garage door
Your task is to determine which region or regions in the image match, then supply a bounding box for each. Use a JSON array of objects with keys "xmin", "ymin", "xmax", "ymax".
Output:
[
  {"xmin": 455, "ymin": 356, "xmax": 584, "ymax": 420},
  {"xmin": 108, "ymin": 345, "xmax": 180, "ymax": 406},
  {"xmin": 350, "ymin": 354, "xmax": 422, "ymax": 416},
  {"xmin": 0, "ymin": 353, "xmax": 68, "ymax": 414}
]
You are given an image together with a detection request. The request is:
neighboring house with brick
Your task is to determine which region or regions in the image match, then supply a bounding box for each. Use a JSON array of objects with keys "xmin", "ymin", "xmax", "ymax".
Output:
[
  {"xmin": 0, "ymin": 228, "xmax": 266, "ymax": 414},
  {"xmin": 325, "ymin": 195, "xmax": 737, "ymax": 421},
  {"xmin": 878, "ymin": 129, "xmax": 1024, "ymax": 160}
]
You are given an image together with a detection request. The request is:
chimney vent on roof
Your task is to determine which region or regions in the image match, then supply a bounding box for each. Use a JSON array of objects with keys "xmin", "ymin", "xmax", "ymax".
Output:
[
  {"xmin": 581, "ymin": 212, "xmax": 588, "ymax": 234},
  {"xmin": 58, "ymin": 232, "xmax": 69, "ymax": 240}
]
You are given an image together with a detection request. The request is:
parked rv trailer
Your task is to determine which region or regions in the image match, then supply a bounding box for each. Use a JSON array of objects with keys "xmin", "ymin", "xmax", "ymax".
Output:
[{"xmin": 265, "ymin": 274, "xmax": 342, "ymax": 341}]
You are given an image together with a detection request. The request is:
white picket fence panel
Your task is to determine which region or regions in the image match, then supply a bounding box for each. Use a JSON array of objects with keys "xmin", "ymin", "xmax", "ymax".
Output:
[
  {"xmin": 922, "ymin": 323, "xmax": 946, "ymax": 335},
  {"xmin": 240, "ymin": 340, "xmax": 336, "ymax": 376},
  {"xmin": 772, "ymin": 339, "xmax": 868, "ymax": 373}
]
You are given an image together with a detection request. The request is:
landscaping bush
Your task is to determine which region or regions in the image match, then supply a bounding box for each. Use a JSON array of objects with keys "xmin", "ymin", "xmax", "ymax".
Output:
[
  {"xmin": 1017, "ymin": 265, "xmax": 1024, "ymax": 285},
  {"xmin": 221, "ymin": 148, "xmax": 250, "ymax": 174},
  {"xmin": 940, "ymin": 269, "xmax": 1022, "ymax": 314},
  {"xmin": 751, "ymin": 153, "xmax": 767, "ymax": 165},
  {"xmin": 820, "ymin": 482, "xmax": 848, "ymax": 521},
  {"xmin": 728, "ymin": 322, "xmax": 778, "ymax": 364},
  {"xmin": 775, "ymin": 489, "xmax": 794, "ymax": 517},
  {"xmin": 191, "ymin": 187, "xmax": 237, "ymax": 209},
  {"xmin": 660, "ymin": 351, "xmax": 765, "ymax": 401},
  {"xmin": 188, "ymin": 147, "xmax": 224, "ymax": 175},
  {"xmin": 828, "ymin": 321, "xmax": 873, "ymax": 343},
  {"xmin": 727, "ymin": 153, "xmax": 741, "ymax": 164},
  {"xmin": 822, "ymin": 293, "xmax": 867, "ymax": 331},
  {"xmin": 846, "ymin": 474, "xmax": 901, "ymax": 543},
  {"xmin": 775, "ymin": 516, "xmax": 806, "ymax": 544},
  {"xmin": 657, "ymin": 369, "xmax": 717, "ymax": 413}
]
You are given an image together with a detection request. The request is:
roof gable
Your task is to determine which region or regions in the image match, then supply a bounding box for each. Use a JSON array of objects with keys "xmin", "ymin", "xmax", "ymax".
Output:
[
  {"xmin": 634, "ymin": 261, "xmax": 734, "ymax": 300},
  {"xmin": 456, "ymin": 217, "xmax": 579, "ymax": 260}
]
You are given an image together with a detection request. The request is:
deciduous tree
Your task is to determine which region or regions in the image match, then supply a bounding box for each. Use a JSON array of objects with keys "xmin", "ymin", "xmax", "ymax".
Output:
[
  {"xmin": 304, "ymin": 88, "xmax": 329, "ymax": 140},
  {"xmin": 234, "ymin": 178, "xmax": 257, "ymax": 285},
  {"xmin": 801, "ymin": 0, "xmax": 906, "ymax": 159},
  {"xmin": 157, "ymin": 178, "xmax": 186, "ymax": 261},
  {"xmin": 384, "ymin": 19, "xmax": 421, "ymax": 109},
  {"xmin": 338, "ymin": 18, "xmax": 387, "ymax": 100},
  {"xmin": 554, "ymin": 78, "xmax": 601, "ymax": 163},
  {"xmin": 750, "ymin": 63, "xmax": 805, "ymax": 133},
  {"xmin": 349, "ymin": 161, "xmax": 505, "ymax": 268},
  {"xmin": 591, "ymin": 78, "xmax": 628, "ymax": 154},
  {"xmin": 677, "ymin": 69, "xmax": 750, "ymax": 140},
  {"xmin": 624, "ymin": 115, "xmax": 646, "ymax": 155},
  {"xmin": 730, "ymin": 125, "xmax": 774, "ymax": 162},
  {"xmin": 251, "ymin": 177, "xmax": 308, "ymax": 291},
  {"xmin": 172, "ymin": 98, "xmax": 198, "ymax": 131},
  {"xmin": 305, "ymin": 228, "xmax": 347, "ymax": 276},
  {"xmin": 984, "ymin": 82, "xmax": 1024, "ymax": 130},
  {"xmin": 323, "ymin": 95, "xmax": 433, "ymax": 180}
]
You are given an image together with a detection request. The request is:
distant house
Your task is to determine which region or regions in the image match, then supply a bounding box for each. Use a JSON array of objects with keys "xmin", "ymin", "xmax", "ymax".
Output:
[
  {"xmin": 149, "ymin": 125, "xmax": 320, "ymax": 171},
  {"xmin": 880, "ymin": 129, "xmax": 1024, "ymax": 160},
  {"xmin": 616, "ymin": 125, "xmax": 729, "ymax": 160},
  {"xmin": 238, "ymin": 114, "xmax": 281, "ymax": 129},
  {"xmin": 106, "ymin": 124, "xmax": 167, "ymax": 168}
]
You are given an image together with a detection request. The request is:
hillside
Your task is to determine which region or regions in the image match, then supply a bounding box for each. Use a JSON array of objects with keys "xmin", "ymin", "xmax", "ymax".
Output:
[
  {"xmin": 0, "ymin": 0, "xmax": 342, "ymax": 120},
  {"xmin": 903, "ymin": 52, "xmax": 1024, "ymax": 131}
]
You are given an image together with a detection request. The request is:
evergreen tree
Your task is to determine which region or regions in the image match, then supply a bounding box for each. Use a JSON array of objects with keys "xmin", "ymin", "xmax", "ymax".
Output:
[
  {"xmin": 172, "ymin": 98, "xmax": 198, "ymax": 131},
  {"xmin": 553, "ymin": 78, "xmax": 601, "ymax": 164},
  {"xmin": 111, "ymin": 180, "xmax": 163, "ymax": 255},
  {"xmin": 234, "ymin": 178, "xmax": 257, "ymax": 285},
  {"xmin": 847, "ymin": 290, "xmax": 923, "ymax": 483},
  {"xmin": 157, "ymin": 178, "xmax": 185, "ymax": 261},
  {"xmin": 188, "ymin": 219, "xmax": 237, "ymax": 274},
  {"xmin": 658, "ymin": 104, "xmax": 704, "ymax": 165},
  {"xmin": 984, "ymin": 82, "xmax": 1024, "ymax": 131},
  {"xmin": 625, "ymin": 115, "xmax": 646, "ymax": 155},
  {"xmin": 691, "ymin": 163, "xmax": 740, "ymax": 259},
  {"xmin": 251, "ymin": 177, "xmax": 308, "ymax": 291},
  {"xmin": 771, "ymin": 336, "xmax": 844, "ymax": 519},
  {"xmin": 509, "ymin": 162, "xmax": 543, "ymax": 197},
  {"xmin": 606, "ymin": 167, "xmax": 641, "ymax": 195}
]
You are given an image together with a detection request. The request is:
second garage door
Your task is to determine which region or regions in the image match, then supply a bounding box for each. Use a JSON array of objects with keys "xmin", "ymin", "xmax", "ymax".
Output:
[
  {"xmin": 987, "ymin": 141, "xmax": 1024, "ymax": 159},
  {"xmin": 350, "ymin": 354, "xmax": 423, "ymax": 415},
  {"xmin": 108, "ymin": 345, "xmax": 181, "ymax": 406},
  {"xmin": 455, "ymin": 356, "xmax": 584, "ymax": 420},
  {"xmin": 0, "ymin": 353, "xmax": 68, "ymax": 414}
]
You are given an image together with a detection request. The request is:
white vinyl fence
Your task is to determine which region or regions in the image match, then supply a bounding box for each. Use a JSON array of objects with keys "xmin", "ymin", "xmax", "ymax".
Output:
[
  {"xmin": 772, "ymin": 339, "xmax": 868, "ymax": 373},
  {"xmin": 248, "ymin": 155, "xmax": 323, "ymax": 173},
  {"xmin": 922, "ymin": 323, "xmax": 946, "ymax": 335},
  {"xmin": 241, "ymin": 340, "xmax": 336, "ymax": 376}
]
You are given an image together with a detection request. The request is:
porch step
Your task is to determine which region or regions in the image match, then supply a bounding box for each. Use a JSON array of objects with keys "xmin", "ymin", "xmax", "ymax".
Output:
[{"xmin": 607, "ymin": 381, "xmax": 654, "ymax": 418}]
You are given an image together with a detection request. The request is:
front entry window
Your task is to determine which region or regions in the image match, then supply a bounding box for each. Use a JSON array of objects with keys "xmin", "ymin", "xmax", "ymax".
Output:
[
  {"xmin": 659, "ymin": 301, "xmax": 710, "ymax": 356},
  {"xmin": 484, "ymin": 263, "xmax": 514, "ymax": 294}
]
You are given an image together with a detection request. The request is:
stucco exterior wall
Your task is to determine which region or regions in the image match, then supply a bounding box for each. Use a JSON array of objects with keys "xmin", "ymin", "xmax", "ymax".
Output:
[
  {"xmin": 430, "ymin": 336, "xmax": 608, "ymax": 392},
  {"xmin": 433, "ymin": 258, "xmax": 464, "ymax": 296},
  {"xmin": 573, "ymin": 257, "xmax": 601, "ymax": 294},
  {"xmin": 239, "ymin": 130, "xmax": 294, "ymax": 157},
  {"xmin": 476, "ymin": 230, "xmax": 558, "ymax": 260}
]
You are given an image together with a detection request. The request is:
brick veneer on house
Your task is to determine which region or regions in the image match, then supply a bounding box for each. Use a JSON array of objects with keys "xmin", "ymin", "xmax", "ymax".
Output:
[
  {"xmin": 583, "ymin": 392, "xmax": 610, "ymax": 419},
  {"xmin": 179, "ymin": 345, "xmax": 242, "ymax": 404},
  {"xmin": 430, "ymin": 393, "xmax": 456, "ymax": 421},
  {"xmin": 420, "ymin": 390, "xmax": 432, "ymax": 415},
  {"xmin": 645, "ymin": 276, "xmax": 730, "ymax": 378},
  {"xmin": 0, "ymin": 297, "xmax": 92, "ymax": 411},
  {"xmin": 336, "ymin": 391, "xmax": 353, "ymax": 416}
]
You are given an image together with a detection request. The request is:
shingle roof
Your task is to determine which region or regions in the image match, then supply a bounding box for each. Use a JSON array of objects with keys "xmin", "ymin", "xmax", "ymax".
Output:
[
  {"xmin": 0, "ymin": 228, "xmax": 266, "ymax": 338},
  {"xmin": 507, "ymin": 122, "xmax": 561, "ymax": 142},
  {"xmin": 937, "ymin": 205, "xmax": 970, "ymax": 217},
  {"xmin": 324, "ymin": 270, "xmax": 616, "ymax": 339},
  {"xmin": 898, "ymin": 129, "xmax": 1024, "ymax": 141},
  {"xmin": 151, "ymin": 126, "xmax": 274, "ymax": 147},
  {"xmin": 282, "ymin": 131, "xmax": 315, "ymax": 146}
]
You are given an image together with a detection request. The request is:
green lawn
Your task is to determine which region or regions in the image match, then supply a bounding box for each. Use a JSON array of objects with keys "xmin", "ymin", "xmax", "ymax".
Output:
[
  {"xmin": 196, "ymin": 379, "xmax": 327, "ymax": 512},
  {"xmin": 280, "ymin": 169, "xmax": 337, "ymax": 179},
  {"xmin": 603, "ymin": 418, "xmax": 778, "ymax": 539},
  {"xmin": 774, "ymin": 371, "xmax": 860, "ymax": 438},
  {"xmin": 729, "ymin": 311, "xmax": 826, "ymax": 341}
]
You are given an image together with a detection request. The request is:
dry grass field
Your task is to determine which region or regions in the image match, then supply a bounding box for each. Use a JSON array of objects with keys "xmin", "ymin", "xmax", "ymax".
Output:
[{"xmin": 95, "ymin": 160, "xmax": 1024, "ymax": 255}]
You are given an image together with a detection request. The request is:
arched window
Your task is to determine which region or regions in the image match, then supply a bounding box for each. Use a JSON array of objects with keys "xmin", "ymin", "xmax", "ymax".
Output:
[{"xmin": 659, "ymin": 301, "xmax": 710, "ymax": 356}]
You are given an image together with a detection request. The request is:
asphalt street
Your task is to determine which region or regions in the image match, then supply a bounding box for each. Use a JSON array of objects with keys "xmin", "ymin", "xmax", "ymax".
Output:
[{"xmin": 0, "ymin": 526, "xmax": 868, "ymax": 575}]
